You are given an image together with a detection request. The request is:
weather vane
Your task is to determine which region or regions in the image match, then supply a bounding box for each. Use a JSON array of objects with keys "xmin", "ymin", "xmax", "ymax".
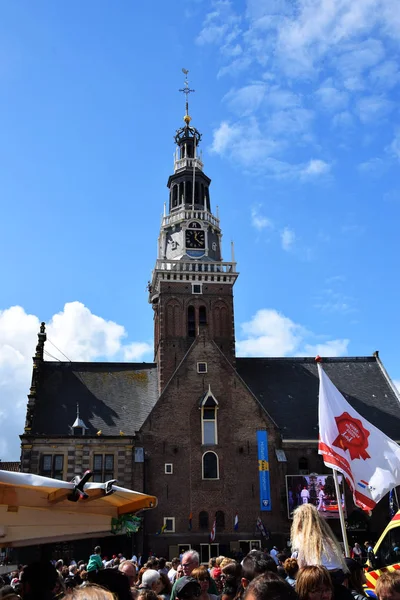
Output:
[{"xmin": 179, "ymin": 68, "xmax": 195, "ymax": 121}]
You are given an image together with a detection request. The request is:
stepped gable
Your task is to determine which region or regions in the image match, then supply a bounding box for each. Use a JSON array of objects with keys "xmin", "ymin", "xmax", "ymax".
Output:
[
  {"xmin": 31, "ymin": 361, "xmax": 158, "ymax": 436},
  {"xmin": 236, "ymin": 356, "xmax": 400, "ymax": 441}
]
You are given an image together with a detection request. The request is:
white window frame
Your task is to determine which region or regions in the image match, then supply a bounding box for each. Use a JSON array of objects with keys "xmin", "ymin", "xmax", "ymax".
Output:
[
  {"xmin": 200, "ymin": 387, "xmax": 219, "ymax": 446},
  {"xmin": 202, "ymin": 451, "xmax": 219, "ymax": 480},
  {"xmin": 163, "ymin": 517, "xmax": 175, "ymax": 533},
  {"xmin": 165, "ymin": 463, "xmax": 173, "ymax": 474},
  {"xmin": 192, "ymin": 283, "xmax": 203, "ymax": 294},
  {"xmin": 200, "ymin": 543, "xmax": 220, "ymax": 564},
  {"xmin": 197, "ymin": 362, "xmax": 207, "ymax": 374}
]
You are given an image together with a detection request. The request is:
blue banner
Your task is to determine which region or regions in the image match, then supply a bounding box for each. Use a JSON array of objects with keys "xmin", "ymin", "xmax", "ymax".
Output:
[{"xmin": 257, "ymin": 430, "xmax": 271, "ymax": 511}]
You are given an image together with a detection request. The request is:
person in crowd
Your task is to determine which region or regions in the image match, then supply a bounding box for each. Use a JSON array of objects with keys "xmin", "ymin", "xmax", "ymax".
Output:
[
  {"xmin": 158, "ymin": 572, "xmax": 173, "ymax": 600},
  {"xmin": 208, "ymin": 560, "xmax": 216, "ymax": 575},
  {"xmin": 238, "ymin": 550, "xmax": 278, "ymax": 600},
  {"xmin": 89, "ymin": 568, "xmax": 132, "ymax": 600},
  {"xmin": 176, "ymin": 566, "xmax": 184, "ymax": 581},
  {"xmin": 137, "ymin": 592, "xmax": 158, "ymax": 600},
  {"xmin": 376, "ymin": 572, "xmax": 400, "ymax": 600},
  {"xmin": 270, "ymin": 547, "xmax": 279, "ymax": 565},
  {"xmin": 119, "ymin": 560, "xmax": 137, "ymax": 590},
  {"xmin": 291, "ymin": 504, "xmax": 348, "ymax": 573},
  {"xmin": 168, "ymin": 559, "xmax": 180, "ymax": 584},
  {"xmin": 211, "ymin": 569, "xmax": 223, "ymax": 595},
  {"xmin": 243, "ymin": 572, "xmax": 298, "ymax": 600},
  {"xmin": 343, "ymin": 559, "xmax": 368, "ymax": 600},
  {"xmin": 352, "ymin": 545, "xmax": 362, "ymax": 564},
  {"xmin": 137, "ymin": 568, "xmax": 148, "ymax": 587},
  {"xmin": 87, "ymin": 548, "xmax": 103, "ymax": 574},
  {"xmin": 69, "ymin": 584, "xmax": 115, "ymax": 600},
  {"xmin": 170, "ymin": 552, "xmax": 200, "ymax": 600},
  {"xmin": 0, "ymin": 585, "xmax": 20, "ymax": 600},
  {"xmin": 20, "ymin": 561, "xmax": 59, "ymax": 600},
  {"xmin": 56, "ymin": 561, "xmax": 64, "ymax": 575},
  {"xmin": 174, "ymin": 577, "xmax": 201, "ymax": 600},
  {"xmin": 191, "ymin": 566, "xmax": 218, "ymax": 600},
  {"xmin": 220, "ymin": 562, "xmax": 242, "ymax": 600},
  {"xmin": 283, "ymin": 558, "xmax": 299, "ymax": 588},
  {"xmin": 140, "ymin": 569, "xmax": 163, "ymax": 593},
  {"xmin": 159, "ymin": 559, "xmax": 169, "ymax": 577},
  {"xmin": 296, "ymin": 566, "xmax": 333, "ymax": 600}
]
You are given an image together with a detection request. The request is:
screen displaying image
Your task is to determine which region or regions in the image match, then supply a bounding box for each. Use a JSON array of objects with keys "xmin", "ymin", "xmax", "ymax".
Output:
[{"xmin": 286, "ymin": 474, "xmax": 347, "ymax": 520}]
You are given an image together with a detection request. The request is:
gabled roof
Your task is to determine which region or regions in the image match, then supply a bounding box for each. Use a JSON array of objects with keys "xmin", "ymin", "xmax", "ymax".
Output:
[
  {"xmin": 236, "ymin": 356, "xmax": 400, "ymax": 441},
  {"xmin": 30, "ymin": 361, "xmax": 158, "ymax": 436}
]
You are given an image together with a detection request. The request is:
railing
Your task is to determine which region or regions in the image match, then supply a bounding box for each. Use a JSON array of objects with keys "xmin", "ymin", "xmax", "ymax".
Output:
[
  {"xmin": 174, "ymin": 157, "xmax": 204, "ymax": 172},
  {"xmin": 154, "ymin": 259, "xmax": 237, "ymax": 274},
  {"xmin": 162, "ymin": 209, "xmax": 219, "ymax": 228}
]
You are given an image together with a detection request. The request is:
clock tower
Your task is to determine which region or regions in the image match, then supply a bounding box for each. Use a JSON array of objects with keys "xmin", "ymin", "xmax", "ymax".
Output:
[{"xmin": 149, "ymin": 72, "xmax": 238, "ymax": 392}]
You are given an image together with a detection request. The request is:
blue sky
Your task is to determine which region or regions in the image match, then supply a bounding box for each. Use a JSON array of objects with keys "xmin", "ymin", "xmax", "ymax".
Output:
[{"xmin": 1, "ymin": 0, "xmax": 400, "ymax": 459}]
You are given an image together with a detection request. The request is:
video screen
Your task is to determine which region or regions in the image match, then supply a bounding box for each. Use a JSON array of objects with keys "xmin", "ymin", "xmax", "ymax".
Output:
[{"xmin": 286, "ymin": 474, "xmax": 346, "ymax": 519}]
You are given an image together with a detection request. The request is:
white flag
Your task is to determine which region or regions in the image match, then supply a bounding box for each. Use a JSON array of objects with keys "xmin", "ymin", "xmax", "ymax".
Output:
[{"xmin": 318, "ymin": 363, "xmax": 400, "ymax": 512}]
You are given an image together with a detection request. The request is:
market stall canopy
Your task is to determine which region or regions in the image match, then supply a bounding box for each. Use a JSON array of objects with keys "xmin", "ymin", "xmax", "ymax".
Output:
[{"xmin": 0, "ymin": 470, "xmax": 157, "ymax": 547}]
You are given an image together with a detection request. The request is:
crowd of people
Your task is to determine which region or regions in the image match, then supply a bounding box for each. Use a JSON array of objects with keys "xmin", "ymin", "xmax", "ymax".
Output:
[{"xmin": 0, "ymin": 505, "xmax": 398, "ymax": 600}]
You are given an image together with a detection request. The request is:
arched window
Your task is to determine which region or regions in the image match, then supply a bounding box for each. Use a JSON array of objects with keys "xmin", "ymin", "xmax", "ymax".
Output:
[
  {"xmin": 199, "ymin": 306, "xmax": 207, "ymax": 326},
  {"xmin": 215, "ymin": 510, "xmax": 225, "ymax": 530},
  {"xmin": 203, "ymin": 451, "xmax": 219, "ymax": 480},
  {"xmin": 188, "ymin": 305, "xmax": 196, "ymax": 338},
  {"xmin": 172, "ymin": 185, "xmax": 178, "ymax": 208},
  {"xmin": 199, "ymin": 511, "xmax": 209, "ymax": 529},
  {"xmin": 299, "ymin": 457, "xmax": 309, "ymax": 474}
]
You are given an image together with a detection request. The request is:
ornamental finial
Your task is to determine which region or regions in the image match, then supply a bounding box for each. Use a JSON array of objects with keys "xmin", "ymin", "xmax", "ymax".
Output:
[{"xmin": 179, "ymin": 68, "xmax": 195, "ymax": 125}]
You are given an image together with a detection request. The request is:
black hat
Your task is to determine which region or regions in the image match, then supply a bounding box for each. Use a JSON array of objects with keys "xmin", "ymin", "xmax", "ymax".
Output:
[{"xmin": 175, "ymin": 577, "xmax": 201, "ymax": 599}]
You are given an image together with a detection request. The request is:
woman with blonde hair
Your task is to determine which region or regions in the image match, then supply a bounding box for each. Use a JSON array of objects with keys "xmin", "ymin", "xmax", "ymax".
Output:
[{"xmin": 291, "ymin": 504, "xmax": 348, "ymax": 573}]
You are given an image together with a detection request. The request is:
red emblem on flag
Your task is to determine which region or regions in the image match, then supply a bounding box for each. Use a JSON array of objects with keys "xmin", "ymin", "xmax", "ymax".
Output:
[{"xmin": 332, "ymin": 412, "xmax": 371, "ymax": 460}]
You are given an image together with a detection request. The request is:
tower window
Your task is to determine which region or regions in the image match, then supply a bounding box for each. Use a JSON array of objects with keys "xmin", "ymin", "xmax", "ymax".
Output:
[
  {"xmin": 203, "ymin": 451, "xmax": 219, "ymax": 480},
  {"xmin": 188, "ymin": 305, "xmax": 196, "ymax": 337},
  {"xmin": 199, "ymin": 306, "xmax": 207, "ymax": 325},
  {"xmin": 192, "ymin": 283, "xmax": 202, "ymax": 294},
  {"xmin": 197, "ymin": 362, "xmax": 207, "ymax": 373},
  {"xmin": 215, "ymin": 510, "xmax": 225, "ymax": 530},
  {"xmin": 165, "ymin": 463, "xmax": 173, "ymax": 474},
  {"xmin": 199, "ymin": 511, "xmax": 209, "ymax": 529}
]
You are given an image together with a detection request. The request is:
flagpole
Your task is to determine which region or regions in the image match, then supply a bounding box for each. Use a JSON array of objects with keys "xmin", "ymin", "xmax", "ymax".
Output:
[
  {"xmin": 394, "ymin": 487, "xmax": 399, "ymax": 510},
  {"xmin": 332, "ymin": 468, "xmax": 350, "ymax": 556}
]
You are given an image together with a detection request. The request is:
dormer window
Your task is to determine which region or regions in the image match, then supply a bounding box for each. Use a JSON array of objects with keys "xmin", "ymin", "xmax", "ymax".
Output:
[
  {"xmin": 71, "ymin": 404, "xmax": 88, "ymax": 437},
  {"xmin": 200, "ymin": 386, "xmax": 218, "ymax": 446}
]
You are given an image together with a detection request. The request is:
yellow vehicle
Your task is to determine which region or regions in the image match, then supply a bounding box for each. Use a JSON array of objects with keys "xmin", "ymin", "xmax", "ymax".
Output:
[{"xmin": 365, "ymin": 512, "xmax": 400, "ymax": 590}]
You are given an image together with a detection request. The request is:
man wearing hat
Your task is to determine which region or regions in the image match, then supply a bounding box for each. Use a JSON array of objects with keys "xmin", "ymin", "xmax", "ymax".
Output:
[{"xmin": 175, "ymin": 577, "xmax": 201, "ymax": 600}]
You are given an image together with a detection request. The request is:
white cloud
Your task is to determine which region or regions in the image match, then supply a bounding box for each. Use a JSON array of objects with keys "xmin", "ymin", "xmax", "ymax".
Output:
[
  {"xmin": 251, "ymin": 205, "xmax": 273, "ymax": 230},
  {"xmin": 315, "ymin": 83, "xmax": 349, "ymax": 112},
  {"xmin": 236, "ymin": 308, "xmax": 349, "ymax": 357},
  {"xmin": 387, "ymin": 130, "xmax": 400, "ymax": 161},
  {"xmin": 0, "ymin": 302, "xmax": 152, "ymax": 460},
  {"xmin": 356, "ymin": 95, "xmax": 394, "ymax": 123},
  {"xmin": 357, "ymin": 157, "xmax": 385, "ymax": 173},
  {"xmin": 281, "ymin": 226, "xmax": 295, "ymax": 251},
  {"xmin": 224, "ymin": 83, "xmax": 266, "ymax": 116},
  {"xmin": 393, "ymin": 380, "xmax": 400, "ymax": 393},
  {"xmin": 301, "ymin": 159, "xmax": 331, "ymax": 176}
]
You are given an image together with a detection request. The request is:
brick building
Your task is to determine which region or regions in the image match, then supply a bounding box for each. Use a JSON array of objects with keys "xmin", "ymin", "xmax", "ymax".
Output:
[{"xmin": 20, "ymin": 93, "xmax": 400, "ymax": 561}]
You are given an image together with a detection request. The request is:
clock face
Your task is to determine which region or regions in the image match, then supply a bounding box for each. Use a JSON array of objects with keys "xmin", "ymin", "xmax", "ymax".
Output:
[{"xmin": 186, "ymin": 228, "xmax": 205, "ymax": 249}]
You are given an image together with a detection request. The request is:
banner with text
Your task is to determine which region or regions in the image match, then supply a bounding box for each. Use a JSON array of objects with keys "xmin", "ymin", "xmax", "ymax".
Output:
[{"xmin": 257, "ymin": 430, "xmax": 271, "ymax": 511}]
